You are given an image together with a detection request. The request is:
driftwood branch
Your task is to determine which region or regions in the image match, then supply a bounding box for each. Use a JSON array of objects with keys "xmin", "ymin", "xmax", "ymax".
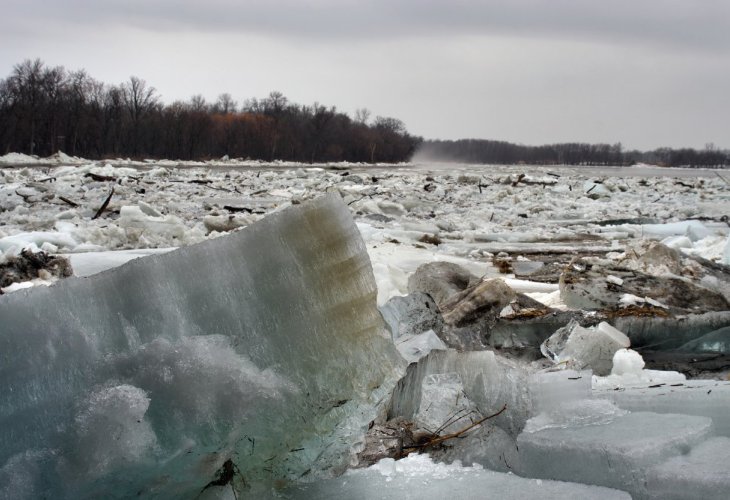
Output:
[
  {"xmin": 84, "ymin": 172, "xmax": 116, "ymax": 182},
  {"xmin": 59, "ymin": 196, "xmax": 79, "ymax": 208},
  {"xmin": 92, "ymin": 187, "xmax": 114, "ymax": 220}
]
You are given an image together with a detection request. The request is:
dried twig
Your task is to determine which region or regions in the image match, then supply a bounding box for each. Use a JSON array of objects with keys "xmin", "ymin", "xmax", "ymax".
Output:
[{"xmin": 403, "ymin": 404, "xmax": 508, "ymax": 451}]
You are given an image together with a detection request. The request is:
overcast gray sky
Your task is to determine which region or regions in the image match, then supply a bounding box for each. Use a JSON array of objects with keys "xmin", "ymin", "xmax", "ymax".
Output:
[{"xmin": 1, "ymin": 0, "xmax": 728, "ymax": 150}]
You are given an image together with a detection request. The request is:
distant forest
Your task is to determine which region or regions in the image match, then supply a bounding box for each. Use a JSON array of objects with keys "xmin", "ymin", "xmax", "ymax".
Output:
[
  {"xmin": 0, "ymin": 59, "xmax": 421, "ymax": 163},
  {"xmin": 1, "ymin": 59, "xmax": 727, "ymax": 167},
  {"xmin": 418, "ymin": 139, "xmax": 730, "ymax": 168}
]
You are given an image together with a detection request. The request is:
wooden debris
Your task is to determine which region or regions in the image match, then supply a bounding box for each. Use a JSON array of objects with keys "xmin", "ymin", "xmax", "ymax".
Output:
[
  {"xmin": 92, "ymin": 187, "xmax": 115, "ymax": 220},
  {"xmin": 59, "ymin": 196, "xmax": 79, "ymax": 208},
  {"xmin": 418, "ymin": 234, "xmax": 442, "ymax": 245},
  {"xmin": 84, "ymin": 172, "xmax": 116, "ymax": 182},
  {"xmin": 223, "ymin": 205, "xmax": 254, "ymax": 214}
]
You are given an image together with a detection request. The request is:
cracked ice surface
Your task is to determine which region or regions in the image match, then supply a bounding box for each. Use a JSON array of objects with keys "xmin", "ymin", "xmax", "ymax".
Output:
[{"xmin": 0, "ymin": 194, "xmax": 403, "ymax": 498}]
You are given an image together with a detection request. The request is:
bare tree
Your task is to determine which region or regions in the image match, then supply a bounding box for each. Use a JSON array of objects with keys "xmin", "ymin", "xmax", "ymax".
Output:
[
  {"xmin": 354, "ymin": 107, "xmax": 371, "ymax": 124},
  {"xmin": 188, "ymin": 94, "xmax": 208, "ymax": 113},
  {"xmin": 214, "ymin": 93, "xmax": 237, "ymax": 114},
  {"xmin": 122, "ymin": 76, "xmax": 158, "ymax": 155}
]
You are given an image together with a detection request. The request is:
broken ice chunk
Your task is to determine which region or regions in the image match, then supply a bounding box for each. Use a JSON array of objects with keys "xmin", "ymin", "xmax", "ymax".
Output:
[
  {"xmin": 379, "ymin": 292, "xmax": 444, "ymax": 340},
  {"xmin": 118, "ymin": 205, "xmax": 186, "ymax": 240},
  {"xmin": 0, "ymin": 194, "xmax": 403, "ymax": 497},
  {"xmin": 606, "ymin": 275, "xmax": 623, "ymax": 286},
  {"xmin": 592, "ymin": 349, "xmax": 686, "ymax": 390},
  {"xmin": 517, "ymin": 412, "xmax": 713, "ymax": 497},
  {"xmin": 395, "ymin": 330, "xmax": 447, "ymax": 363},
  {"xmin": 646, "ymin": 437, "xmax": 730, "ymax": 500},
  {"xmin": 540, "ymin": 320, "xmax": 630, "ymax": 375}
]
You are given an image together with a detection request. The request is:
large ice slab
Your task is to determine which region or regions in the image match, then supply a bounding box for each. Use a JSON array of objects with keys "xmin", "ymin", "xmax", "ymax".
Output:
[
  {"xmin": 517, "ymin": 412, "xmax": 713, "ymax": 498},
  {"xmin": 646, "ymin": 437, "xmax": 730, "ymax": 500},
  {"xmin": 282, "ymin": 454, "xmax": 632, "ymax": 499},
  {"xmin": 595, "ymin": 380, "xmax": 730, "ymax": 436},
  {"xmin": 0, "ymin": 194, "xmax": 403, "ymax": 498}
]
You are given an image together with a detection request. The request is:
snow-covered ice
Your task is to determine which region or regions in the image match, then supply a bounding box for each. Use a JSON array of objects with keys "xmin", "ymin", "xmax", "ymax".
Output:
[{"xmin": 282, "ymin": 453, "xmax": 632, "ymax": 499}]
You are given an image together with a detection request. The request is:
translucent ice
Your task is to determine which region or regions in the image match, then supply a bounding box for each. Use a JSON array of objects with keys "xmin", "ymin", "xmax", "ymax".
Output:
[
  {"xmin": 677, "ymin": 326, "xmax": 730, "ymax": 353},
  {"xmin": 379, "ymin": 292, "xmax": 444, "ymax": 340},
  {"xmin": 541, "ymin": 321, "xmax": 630, "ymax": 375},
  {"xmin": 525, "ymin": 370, "xmax": 626, "ymax": 433},
  {"xmin": 529, "ymin": 369, "xmax": 592, "ymax": 415},
  {"xmin": 0, "ymin": 194, "xmax": 403, "ymax": 498},
  {"xmin": 414, "ymin": 373, "xmax": 479, "ymax": 435},
  {"xmin": 389, "ymin": 350, "xmax": 530, "ymax": 436},
  {"xmin": 395, "ymin": 330, "xmax": 447, "ymax": 363},
  {"xmin": 517, "ymin": 412, "xmax": 713, "ymax": 497}
]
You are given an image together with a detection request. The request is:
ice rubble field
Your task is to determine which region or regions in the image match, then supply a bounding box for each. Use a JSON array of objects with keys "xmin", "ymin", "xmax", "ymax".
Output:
[
  {"xmin": 1, "ymin": 153, "xmax": 730, "ymax": 499},
  {"xmin": 1, "ymin": 153, "xmax": 728, "ymax": 299}
]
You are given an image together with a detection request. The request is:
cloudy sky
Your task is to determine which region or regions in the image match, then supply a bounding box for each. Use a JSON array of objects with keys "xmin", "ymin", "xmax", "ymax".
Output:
[{"xmin": 1, "ymin": 0, "xmax": 728, "ymax": 150}]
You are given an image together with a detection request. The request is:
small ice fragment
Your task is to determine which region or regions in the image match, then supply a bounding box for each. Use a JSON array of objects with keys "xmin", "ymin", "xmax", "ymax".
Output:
[
  {"xmin": 395, "ymin": 330, "xmax": 447, "ymax": 363},
  {"xmin": 611, "ymin": 348, "xmax": 645, "ymax": 376},
  {"xmin": 606, "ymin": 275, "xmax": 623, "ymax": 286},
  {"xmin": 541, "ymin": 321, "xmax": 630, "ymax": 375}
]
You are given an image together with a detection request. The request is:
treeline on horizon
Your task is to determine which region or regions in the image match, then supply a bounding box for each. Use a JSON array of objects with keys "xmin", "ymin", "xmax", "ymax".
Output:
[
  {"xmin": 418, "ymin": 139, "xmax": 730, "ymax": 168},
  {"xmin": 0, "ymin": 59, "xmax": 421, "ymax": 163}
]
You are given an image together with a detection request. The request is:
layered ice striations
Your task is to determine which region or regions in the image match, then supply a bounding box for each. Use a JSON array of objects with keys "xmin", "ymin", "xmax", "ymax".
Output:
[{"xmin": 0, "ymin": 194, "xmax": 403, "ymax": 498}]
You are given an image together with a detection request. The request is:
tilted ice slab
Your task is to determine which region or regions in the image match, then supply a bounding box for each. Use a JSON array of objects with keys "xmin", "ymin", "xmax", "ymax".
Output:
[
  {"xmin": 282, "ymin": 454, "xmax": 631, "ymax": 500},
  {"xmin": 0, "ymin": 194, "xmax": 403, "ymax": 499},
  {"xmin": 517, "ymin": 412, "xmax": 713, "ymax": 499},
  {"xmin": 388, "ymin": 350, "xmax": 531, "ymax": 436}
]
